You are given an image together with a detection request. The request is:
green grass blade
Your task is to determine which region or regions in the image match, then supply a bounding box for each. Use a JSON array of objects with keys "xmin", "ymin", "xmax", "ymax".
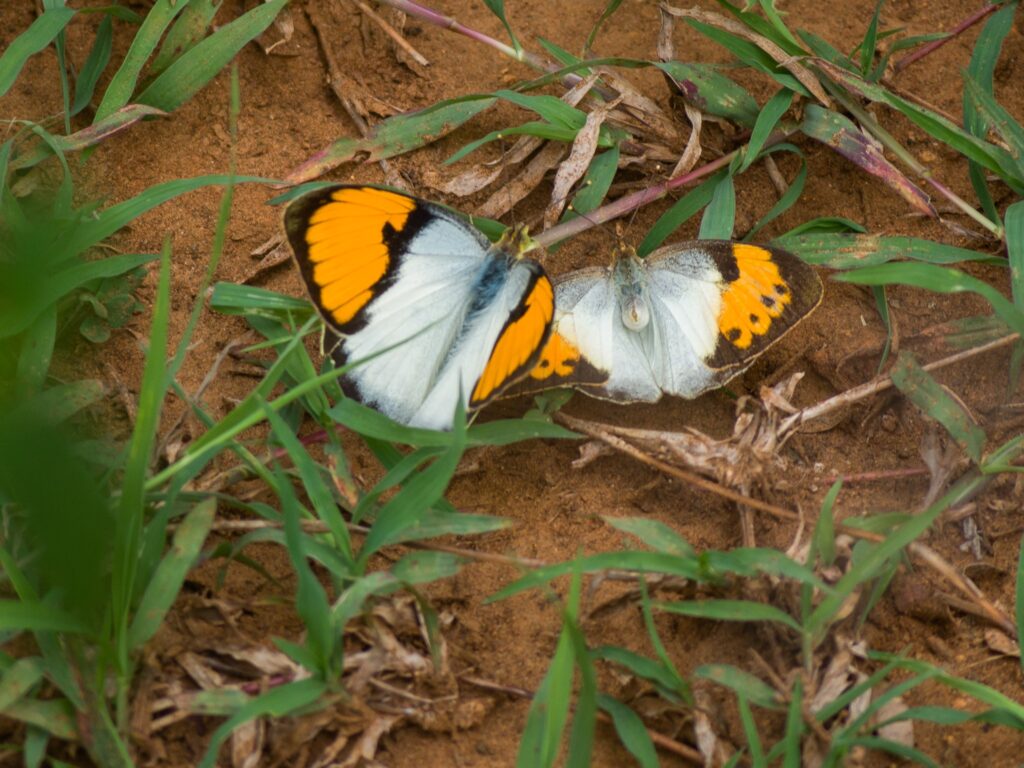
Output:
[
  {"xmin": 482, "ymin": 0, "xmax": 522, "ymax": 54},
  {"xmin": 71, "ymin": 15, "xmax": 112, "ymax": 115},
  {"xmin": 964, "ymin": 1, "xmax": 1015, "ymax": 222},
  {"xmin": 0, "ymin": 253, "xmax": 155, "ymax": 339},
  {"xmin": 197, "ymin": 678, "xmax": 327, "ymax": 768},
  {"xmin": 806, "ymin": 473, "xmax": 988, "ymax": 644},
  {"xmin": 740, "ymin": 87, "xmax": 793, "ymax": 172},
  {"xmin": 0, "ymin": 698, "xmax": 77, "ymax": 741},
  {"xmin": 890, "ymin": 353, "xmax": 986, "ymax": 462},
  {"xmin": 14, "ymin": 307, "xmax": 56, "ymax": 397},
  {"xmin": 657, "ymin": 598, "xmax": 802, "ymax": 632},
  {"xmin": 963, "ymin": 71, "xmax": 1024, "ymax": 178},
  {"xmin": 149, "ymin": 0, "xmax": 222, "ymax": 76},
  {"xmin": 745, "ymin": 156, "xmax": 806, "ymax": 239},
  {"xmin": 0, "ymin": 658, "xmax": 44, "ymax": 711},
  {"xmin": 686, "ymin": 18, "xmax": 807, "ymax": 95},
  {"xmin": 637, "ymin": 171, "xmax": 723, "ymax": 256},
  {"xmin": 596, "ymin": 695, "xmax": 658, "ymax": 768},
  {"xmin": 0, "ymin": 7, "xmax": 76, "ymax": 99},
  {"xmin": 1017, "ymin": 533, "xmax": 1024, "ymax": 679},
  {"xmin": 837, "ymin": 262, "xmax": 1024, "ymax": 336},
  {"xmin": 858, "ymin": 0, "xmax": 884, "ymax": 76},
  {"xmin": 264, "ymin": 410, "xmax": 336, "ymax": 676},
  {"xmin": 584, "ymin": 0, "xmax": 624, "ymax": 54},
  {"xmin": 112, "ymin": 241, "xmax": 172, "ymax": 654},
  {"xmin": 782, "ymin": 676, "xmax": 803, "ymax": 767},
  {"xmin": 778, "ymin": 233, "xmax": 996, "ymax": 269},
  {"xmin": 592, "ymin": 644, "xmax": 688, "ymax": 703},
  {"xmin": 738, "ymin": 694, "xmax": 766, "ymax": 767},
  {"xmin": 698, "ymin": 172, "xmax": 736, "ymax": 239},
  {"xmin": 127, "ymin": 498, "xmax": 215, "ymax": 650},
  {"xmin": 694, "ymin": 663, "xmax": 780, "ymax": 708},
  {"xmin": 0, "ymin": 601, "xmax": 90, "ymax": 634},
  {"xmin": 94, "ymin": 0, "xmax": 187, "ymax": 120},
  {"xmin": 603, "ymin": 516, "xmax": 695, "ymax": 557},
  {"xmin": 137, "ymin": 0, "xmax": 286, "ymax": 113},
  {"xmin": 655, "ymin": 61, "xmax": 760, "ymax": 126},
  {"xmin": 287, "ymin": 97, "xmax": 495, "ymax": 183},
  {"xmin": 560, "ymin": 145, "xmax": 619, "ymax": 220},
  {"xmin": 68, "ymin": 174, "xmax": 273, "ymax": 254},
  {"xmin": 1009, "ymin": 201, "xmax": 1024, "ymax": 311}
]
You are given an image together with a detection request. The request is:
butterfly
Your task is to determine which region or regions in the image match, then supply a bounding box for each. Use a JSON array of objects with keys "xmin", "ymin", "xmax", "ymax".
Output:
[
  {"xmin": 283, "ymin": 184, "xmax": 555, "ymax": 430},
  {"xmin": 520, "ymin": 240, "xmax": 822, "ymax": 402}
]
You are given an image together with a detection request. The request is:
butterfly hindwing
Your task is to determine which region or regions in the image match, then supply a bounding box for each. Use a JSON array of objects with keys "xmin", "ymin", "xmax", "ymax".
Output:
[{"xmin": 696, "ymin": 241, "xmax": 823, "ymax": 372}]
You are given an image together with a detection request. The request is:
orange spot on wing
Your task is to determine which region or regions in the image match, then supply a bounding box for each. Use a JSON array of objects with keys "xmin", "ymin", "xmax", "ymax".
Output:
[
  {"xmin": 303, "ymin": 188, "xmax": 415, "ymax": 325},
  {"xmin": 717, "ymin": 244, "xmax": 792, "ymax": 349},
  {"xmin": 472, "ymin": 275, "xmax": 554, "ymax": 405},
  {"xmin": 529, "ymin": 331, "xmax": 581, "ymax": 380}
]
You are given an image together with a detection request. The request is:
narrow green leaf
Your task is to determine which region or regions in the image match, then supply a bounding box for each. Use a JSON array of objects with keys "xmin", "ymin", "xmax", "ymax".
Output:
[
  {"xmin": 128, "ymin": 498, "xmax": 216, "ymax": 650},
  {"xmin": 1017, "ymin": 532, "xmax": 1024, "ymax": 679},
  {"xmin": 694, "ymin": 663, "xmax": 780, "ymax": 708},
  {"xmin": 859, "ymin": 0, "xmax": 884, "ymax": 76},
  {"xmin": 591, "ymin": 645, "xmax": 687, "ymax": 703},
  {"xmin": 778, "ymin": 233, "xmax": 996, "ymax": 270},
  {"xmin": 113, "ymin": 242, "xmax": 172, "ymax": 649},
  {"xmin": 838, "ymin": 262, "xmax": 1024, "ymax": 336},
  {"xmin": 745, "ymin": 158, "xmax": 806, "ymax": 240},
  {"xmin": 637, "ymin": 171, "xmax": 723, "ymax": 256},
  {"xmin": 738, "ymin": 694, "xmax": 765, "ymax": 767},
  {"xmin": 137, "ymin": 0, "xmax": 287, "ymax": 114},
  {"xmin": 0, "ymin": 7, "xmax": 76, "ymax": 99},
  {"xmin": 686, "ymin": 18, "xmax": 807, "ymax": 95},
  {"xmin": 963, "ymin": 71, "xmax": 1024, "ymax": 178},
  {"xmin": 0, "ymin": 601, "xmax": 89, "ymax": 634},
  {"xmin": 656, "ymin": 60, "xmax": 760, "ymax": 126},
  {"xmin": 391, "ymin": 551, "xmax": 464, "ymax": 584},
  {"xmin": 0, "ymin": 697, "xmax": 77, "ymax": 741},
  {"xmin": 15, "ymin": 307, "xmax": 56, "ymax": 397},
  {"xmin": 891, "ymin": 354, "xmax": 987, "ymax": 462},
  {"xmin": 597, "ymin": 695, "xmax": 658, "ymax": 768},
  {"xmin": 741, "ymin": 88, "xmax": 793, "ymax": 172},
  {"xmin": 812, "ymin": 480, "xmax": 841, "ymax": 568},
  {"xmin": 71, "ymin": 14, "xmax": 112, "ymax": 115},
  {"xmin": 782, "ymin": 677, "xmax": 803, "ymax": 768},
  {"xmin": 780, "ymin": 217, "xmax": 865, "ymax": 237},
  {"xmin": 602, "ymin": 516, "xmax": 695, "ymax": 557},
  {"xmin": 482, "ymin": 0, "xmax": 522, "ymax": 54},
  {"xmin": 562, "ymin": 146, "xmax": 620, "ymax": 220},
  {"xmin": 584, "ymin": 0, "xmax": 624, "ymax": 54},
  {"xmin": 286, "ymin": 97, "xmax": 495, "ymax": 183},
  {"xmin": 873, "ymin": 284, "xmax": 893, "ymax": 370},
  {"xmin": 699, "ymin": 173, "xmax": 736, "ymax": 239},
  {"xmin": 197, "ymin": 679, "xmax": 327, "ymax": 768},
  {"xmin": 95, "ymin": 0, "xmax": 187, "ymax": 120},
  {"xmin": 0, "ymin": 658, "xmax": 44, "ymax": 711},
  {"xmin": 150, "ymin": 0, "xmax": 223, "ymax": 76},
  {"xmin": 657, "ymin": 598, "xmax": 802, "ymax": 632}
]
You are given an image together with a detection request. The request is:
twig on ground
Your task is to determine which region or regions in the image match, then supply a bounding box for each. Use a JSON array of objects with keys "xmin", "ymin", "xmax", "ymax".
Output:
[{"xmin": 350, "ymin": 0, "xmax": 430, "ymax": 66}]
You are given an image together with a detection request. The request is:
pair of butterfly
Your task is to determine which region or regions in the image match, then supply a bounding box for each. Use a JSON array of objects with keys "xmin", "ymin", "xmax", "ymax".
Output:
[{"xmin": 283, "ymin": 184, "xmax": 823, "ymax": 431}]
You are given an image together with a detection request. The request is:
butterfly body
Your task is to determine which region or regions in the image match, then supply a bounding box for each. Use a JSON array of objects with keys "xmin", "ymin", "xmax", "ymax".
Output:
[{"xmin": 284, "ymin": 185, "xmax": 554, "ymax": 430}]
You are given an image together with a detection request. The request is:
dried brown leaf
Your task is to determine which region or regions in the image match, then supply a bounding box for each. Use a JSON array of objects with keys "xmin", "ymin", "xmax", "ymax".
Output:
[
  {"xmin": 231, "ymin": 718, "xmax": 265, "ymax": 768},
  {"xmin": 545, "ymin": 96, "xmax": 621, "ymax": 228},
  {"xmin": 475, "ymin": 141, "xmax": 566, "ymax": 220},
  {"xmin": 984, "ymin": 629, "xmax": 1020, "ymax": 657},
  {"xmin": 670, "ymin": 102, "xmax": 703, "ymax": 178},
  {"xmin": 874, "ymin": 696, "xmax": 913, "ymax": 747},
  {"xmin": 339, "ymin": 715, "xmax": 401, "ymax": 768},
  {"xmin": 597, "ymin": 67, "xmax": 680, "ymax": 144}
]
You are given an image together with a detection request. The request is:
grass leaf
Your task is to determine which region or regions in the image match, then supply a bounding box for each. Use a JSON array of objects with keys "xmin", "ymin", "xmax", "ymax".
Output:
[
  {"xmin": 127, "ymin": 498, "xmax": 215, "ymax": 650},
  {"xmin": 890, "ymin": 353, "xmax": 987, "ymax": 463},
  {"xmin": 94, "ymin": 0, "xmax": 187, "ymax": 120},
  {"xmin": 71, "ymin": 14, "xmax": 113, "ymax": 115},
  {"xmin": 657, "ymin": 598, "xmax": 802, "ymax": 632},
  {"xmin": 149, "ymin": 0, "xmax": 222, "ymax": 77},
  {"xmin": 777, "ymin": 233, "xmax": 996, "ymax": 269},
  {"xmin": 597, "ymin": 695, "xmax": 658, "ymax": 768},
  {"xmin": 286, "ymin": 97, "xmax": 495, "ymax": 183},
  {"xmin": 698, "ymin": 172, "xmax": 736, "ymax": 239},
  {"xmin": 637, "ymin": 171, "xmax": 723, "ymax": 256},
  {"xmin": 1007, "ymin": 201, "xmax": 1024, "ymax": 310},
  {"xmin": 740, "ymin": 87, "xmax": 793, "ymax": 172},
  {"xmin": 655, "ymin": 61, "xmax": 760, "ymax": 126},
  {"xmin": 136, "ymin": 0, "xmax": 287, "ymax": 114},
  {"xmin": 0, "ymin": 7, "xmax": 76, "ymax": 100}
]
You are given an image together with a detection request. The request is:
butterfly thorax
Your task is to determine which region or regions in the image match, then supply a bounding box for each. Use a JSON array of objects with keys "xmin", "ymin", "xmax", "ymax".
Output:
[{"xmin": 611, "ymin": 247, "xmax": 651, "ymax": 332}]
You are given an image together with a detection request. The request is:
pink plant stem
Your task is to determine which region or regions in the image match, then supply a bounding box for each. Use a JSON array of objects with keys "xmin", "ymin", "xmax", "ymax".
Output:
[
  {"xmin": 374, "ymin": 0, "xmax": 531, "ymax": 65},
  {"xmin": 894, "ymin": 3, "xmax": 1001, "ymax": 73},
  {"xmin": 535, "ymin": 129, "xmax": 791, "ymax": 247}
]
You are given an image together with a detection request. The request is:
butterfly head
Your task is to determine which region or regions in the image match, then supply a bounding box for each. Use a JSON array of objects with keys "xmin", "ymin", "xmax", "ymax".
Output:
[{"xmin": 493, "ymin": 223, "xmax": 540, "ymax": 260}]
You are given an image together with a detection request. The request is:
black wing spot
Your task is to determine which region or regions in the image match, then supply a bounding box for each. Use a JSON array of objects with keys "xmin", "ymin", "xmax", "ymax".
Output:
[
  {"xmin": 749, "ymin": 313, "xmax": 760, "ymax": 325},
  {"xmin": 761, "ymin": 295, "xmax": 776, "ymax": 308},
  {"xmin": 774, "ymin": 283, "xmax": 790, "ymax": 296},
  {"xmin": 726, "ymin": 328, "xmax": 742, "ymax": 342}
]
